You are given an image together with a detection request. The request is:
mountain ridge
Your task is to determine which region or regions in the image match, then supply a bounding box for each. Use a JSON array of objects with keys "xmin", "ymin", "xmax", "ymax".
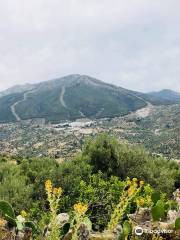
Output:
[
  {"xmin": 0, "ymin": 74, "xmax": 179, "ymax": 123},
  {"xmin": 137, "ymin": 89, "xmax": 180, "ymax": 105}
]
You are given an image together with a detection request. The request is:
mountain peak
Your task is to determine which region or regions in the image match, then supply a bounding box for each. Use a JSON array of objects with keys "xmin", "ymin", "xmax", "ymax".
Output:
[{"xmin": 159, "ymin": 89, "xmax": 180, "ymax": 95}]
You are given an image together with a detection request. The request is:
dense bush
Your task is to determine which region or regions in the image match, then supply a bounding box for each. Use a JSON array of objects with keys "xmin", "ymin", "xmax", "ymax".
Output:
[
  {"xmin": 78, "ymin": 172, "xmax": 125, "ymax": 231},
  {"xmin": 0, "ymin": 158, "xmax": 32, "ymax": 211},
  {"xmin": 82, "ymin": 133, "xmax": 179, "ymax": 195}
]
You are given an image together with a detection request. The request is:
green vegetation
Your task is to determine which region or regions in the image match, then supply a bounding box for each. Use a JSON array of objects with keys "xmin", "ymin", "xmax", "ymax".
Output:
[
  {"xmin": 79, "ymin": 173, "xmax": 125, "ymax": 231},
  {"xmin": 123, "ymin": 104, "xmax": 180, "ymax": 159},
  {"xmin": 0, "ymin": 158, "xmax": 32, "ymax": 210},
  {"xmin": 83, "ymin": 134, "xmax": 179, "ymax": 194},
  {"xmin": 63, "ymin": 83, "xmax": 146, "ymax": 119},
  {"xmin": 1, "ymin": 178, "xmax": 179, "ymax": 239},
  {"xmin": 0, "ymin": 200, "xmax": 36, "ymax": 233},
  {"xmin": 1, "ymin": 134, "xmax": 179, "ymax": 214},
  {"xmin": 0, "ymin": 76, "xmax": 179, "ymax": 239},
  {"xmin": 0, "ymin": 134, "xmax": 179, "ymax": 239},
  {"xmin": 16, "ymin": 79, "xmax": 146, "ymax": 122},
  {"xmin": 16, "ymin": 86, "xmax": 71, "ymax": 122}
]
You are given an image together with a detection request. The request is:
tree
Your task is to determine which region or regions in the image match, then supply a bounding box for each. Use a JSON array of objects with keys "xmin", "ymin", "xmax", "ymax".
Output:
[
  {"xmin": 82, "ymin": 134, "xmax": 120, "ymax": 177},
  {"xmin": 0, "ymin": 160, "xmax": 32, "ymax": 212},
  {"xmin": 81, "ymin": 134, "xmax": 179, "ymax": 195}
]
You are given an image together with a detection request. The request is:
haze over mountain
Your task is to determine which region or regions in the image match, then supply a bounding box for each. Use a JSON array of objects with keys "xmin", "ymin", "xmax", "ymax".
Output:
[{"xmin": 0, "ymin": 74, "xmax": 180, "ymax": 124}]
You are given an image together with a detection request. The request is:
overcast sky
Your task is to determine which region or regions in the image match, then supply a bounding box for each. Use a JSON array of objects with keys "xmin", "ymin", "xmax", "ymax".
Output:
[{"xmin": 0, "ymin": 0, "xmax": 180, "ymax": 92}]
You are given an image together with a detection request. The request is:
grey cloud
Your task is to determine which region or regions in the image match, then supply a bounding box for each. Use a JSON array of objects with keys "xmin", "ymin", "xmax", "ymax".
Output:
[{"xmin": 0, "ymin": 0, "xmax": 180, "ymax": 92}]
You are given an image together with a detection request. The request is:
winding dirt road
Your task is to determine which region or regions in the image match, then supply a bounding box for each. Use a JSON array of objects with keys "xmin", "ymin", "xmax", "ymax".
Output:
[
  {"xmin": 10, "ymin": 89, "xmax": 37, "ymax": 121},
  {"xmin": 11, "ymin": 101, "xmax": 21, "ymax": 121},
  {"xmin": 59, "ymin": 86, "xmax": 67, "ymax": 108}
]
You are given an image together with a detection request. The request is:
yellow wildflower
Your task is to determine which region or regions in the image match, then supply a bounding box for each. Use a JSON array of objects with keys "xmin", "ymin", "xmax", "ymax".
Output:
[
  {"xmin": 139, "ymin": 198, "xmax": 145, "ymax": 206},
  {"xmin": 74, "ymin": 202, "xmax": 88, "ymax": 216},
  {"xmin": 128, "ymin": 186, "xmax": 135, "ymax": 197},
  {"xmin": 53, "ymin": 187, "xmax": 63, "ymax": 196},
  {"xmin": 140, "ymin": 180, "xmax": 144, "ymax": 186},
  {"xmin": 133, "ymin": 182, "xmax": 138, "ymax": 188},
  {"xmin": 127, "ymin": 180, "xmax": 131, "ymax": 186},
  {"xmin": 147, "ymin": 196, "xmax": 152, "ymax": 206},
  {"xmin": 45, "ymin": 179, "xmax": 52, "ymax": 193},
  {"xmin": 0, "ymin": 218, "xmax": 6, "ymax": 227},
  {"xmin": 20, "ymin": 210, "xmax": 27, "ymax": 218},
  {"xmin": 132, "ymin": 178, "xmax": 137, "ymax": 182}
]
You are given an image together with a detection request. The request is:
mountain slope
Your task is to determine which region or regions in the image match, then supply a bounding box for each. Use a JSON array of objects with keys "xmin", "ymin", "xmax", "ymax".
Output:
[
  {"xmin": 0, "ymin": 93, "xmax": 24, "ymax": 122},
  {"xmin": 0, "ymin": 75, "xmax": 179, "ymax": 123},
  {"xmin": 136, "ymin": 89, "xmax": 180, "ymax": 105},
  {"xmin": 0, "ymin": 75, "xmax": 147, "ymax": 123}
]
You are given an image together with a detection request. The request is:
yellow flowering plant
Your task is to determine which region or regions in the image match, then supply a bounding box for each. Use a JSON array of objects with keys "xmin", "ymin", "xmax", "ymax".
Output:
[
  {"xmin": 45, "ymin": 179, "xmax": 62, "ymax": 211},
  {"xmin": 108, "ymin": 177, "xmax": 144, "ymax": 232},
  {"xmin": 136, "ymin": 184, "xmax": 153, "ymax": 208},
  {"xmin": 74, "ymin": 203, "xmax": 88, "ymax": 216},
  {"xmin": 20, "ymin": 210, "xmax": 28, "ymax": 218},
  {"xmin": 0, "ymin": 218, "xmax": 6, "ymax": 227},
  {"xmin": 44, "ymin": 179, "xmax": 63, "ymax": 240},
  {"xmin": 72, "ymin": 202, "xmax": 89, "ymax": 240}
]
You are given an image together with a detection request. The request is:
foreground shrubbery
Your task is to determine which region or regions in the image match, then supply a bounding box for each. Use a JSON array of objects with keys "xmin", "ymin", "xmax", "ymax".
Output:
[
  {"xmin": 0, "ymin": 179, "xmax": 179, "ymax": 239},
  {"xmin": 0, "ymin": 134, "xmax": 180, "ymax": 239}
]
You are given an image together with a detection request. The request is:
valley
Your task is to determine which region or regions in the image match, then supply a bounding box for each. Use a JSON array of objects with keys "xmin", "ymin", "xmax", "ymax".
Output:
[
  {"xmin": 0, "ymin": 75, "xmax": 179, "ymax": 161},
  {"xmin": 0, "ymin": 103, "xmax": 179, "ymax": 160}
]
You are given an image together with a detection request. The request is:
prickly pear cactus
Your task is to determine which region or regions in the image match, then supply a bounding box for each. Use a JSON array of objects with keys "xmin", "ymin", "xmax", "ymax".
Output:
[
  {"xmin": 151, "ymin": 200, "xmax": 165, "ymax": 221},
  {"xmin": 0, "ymin": 201, "xmax": 15, "ymax": 219}
]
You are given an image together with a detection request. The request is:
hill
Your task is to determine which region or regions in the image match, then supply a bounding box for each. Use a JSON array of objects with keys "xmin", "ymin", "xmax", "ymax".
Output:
[
  {"xmin": 0, "ymin": 75, "xmax": 147, "ymax": 123},
  {"xmin": 136, "ymin": 89, "xmax": 180, "ymax": 105},
  {"xmin": 0, "ymin": 74, "xmax": 179, "ymax": 123}
]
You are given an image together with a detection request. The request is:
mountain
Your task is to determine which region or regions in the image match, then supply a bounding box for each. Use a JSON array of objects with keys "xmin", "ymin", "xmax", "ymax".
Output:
[
  {"xmin": 136, "ymin": 89, "xmax": 180, "ymax": 105},
  {"xmin": 0, "ymin": 74, "xmax": 148, "ymax": 123},
  {"xmin": 0, "ymin": 74, "xmax": 179, "ymax": 123}
]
